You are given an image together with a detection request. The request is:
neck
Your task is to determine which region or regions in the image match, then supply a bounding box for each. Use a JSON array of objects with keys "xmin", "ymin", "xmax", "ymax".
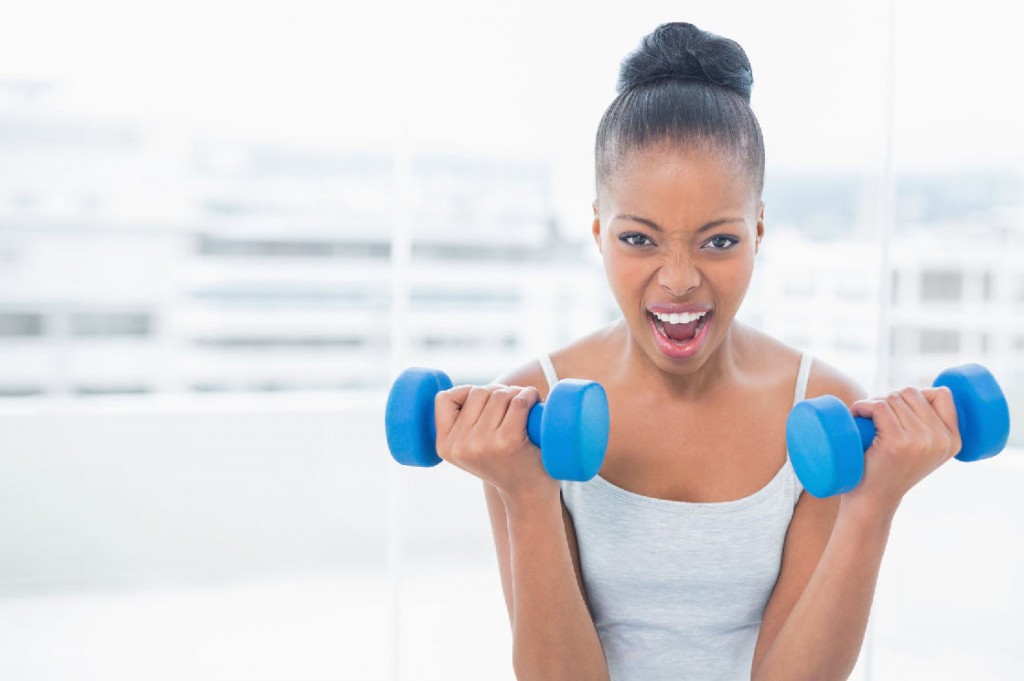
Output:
[{"xmin": 614, "ymin": 316, "xmax": 743, "ymax": 401}]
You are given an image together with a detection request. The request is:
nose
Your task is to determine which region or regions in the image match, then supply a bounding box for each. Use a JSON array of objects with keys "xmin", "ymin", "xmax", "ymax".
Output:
[{"xmin": 657, "ymin": 254, "xmax": 701, "ymax": 297}]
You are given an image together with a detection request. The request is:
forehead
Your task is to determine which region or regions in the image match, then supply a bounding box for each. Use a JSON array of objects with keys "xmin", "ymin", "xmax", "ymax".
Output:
[{"xmin": 599, "ymin": 143, "xmax": 757, "ymax": 222}]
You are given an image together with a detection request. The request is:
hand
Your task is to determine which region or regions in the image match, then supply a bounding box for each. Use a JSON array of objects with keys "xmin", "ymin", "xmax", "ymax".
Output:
[
  {"xmin": 434, "ymin": 383, "xmax": 559, "ymax": 503},
  {"xmin": 847, "ymin": 386, "xmax": 962, "ymax": 513}
]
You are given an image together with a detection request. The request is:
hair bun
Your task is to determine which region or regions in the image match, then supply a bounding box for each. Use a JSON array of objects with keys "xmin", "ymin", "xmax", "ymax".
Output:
[{"xmin": 616, "ymin": 22, "xmax": 753, "ymax": 103}]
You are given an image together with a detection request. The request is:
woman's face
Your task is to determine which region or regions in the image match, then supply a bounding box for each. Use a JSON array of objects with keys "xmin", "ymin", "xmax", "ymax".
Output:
[{"xmin": 593, "ymin": 143, "xmax": 764, "ymax": 374}]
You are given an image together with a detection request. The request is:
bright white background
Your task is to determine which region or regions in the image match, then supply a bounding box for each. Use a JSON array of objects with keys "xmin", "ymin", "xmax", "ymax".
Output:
[{"xmin": 1, "ymin": 1, "xmax": 1023, "ymax": 680}]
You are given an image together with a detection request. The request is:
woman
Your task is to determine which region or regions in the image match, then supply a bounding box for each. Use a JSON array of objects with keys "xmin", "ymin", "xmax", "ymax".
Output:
[{"xmin": 433, "ymin": 22, "xmax": 960, "ymax": 681}]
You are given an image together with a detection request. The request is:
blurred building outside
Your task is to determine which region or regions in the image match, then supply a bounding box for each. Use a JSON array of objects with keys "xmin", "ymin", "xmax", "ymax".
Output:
[{"xmin": 1, "ymin": 80, "xmax": 1022, "ymax": 443}]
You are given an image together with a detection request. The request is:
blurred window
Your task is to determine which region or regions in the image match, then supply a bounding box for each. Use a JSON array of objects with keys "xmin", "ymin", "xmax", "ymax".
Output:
[
  {"xmin": 0, "ymin": 312, "xmax": 45, "ymax": 337},
  {"xmin": 920, "ymin": 270, "xmax": 963, "ymax": 303},
  {"xmin": 919, "ymin": 328, "xmax": 960, "ymax": 354},
  {"xmin": 70, "ymin": 313, "xmax": 152, "ymax": 337},
  {"xmin": 198, "ymin": 235, "xmax": 391, "ymax": 259},
  {"xmin": 194, "ymin": 336, "xmax": 370, "ymax": 348}
]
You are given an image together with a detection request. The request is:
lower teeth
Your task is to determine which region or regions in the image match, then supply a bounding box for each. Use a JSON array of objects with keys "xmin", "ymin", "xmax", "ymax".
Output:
[{"xmin": 655, "ymin": 314, "xmax": 709, "ymax": 344}]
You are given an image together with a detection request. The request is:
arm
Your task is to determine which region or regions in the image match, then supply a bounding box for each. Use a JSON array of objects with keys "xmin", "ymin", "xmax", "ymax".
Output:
[
  {"xmin": 439, "ymin": 361, "xmax": 607, "ymax": 680},
  {"xmin": 485, "ymin": 482, "xmax": 609, "ymax": 680},
  {"xmin": 751, "ymin": 485, "xmax": 892, "ymax": 680},
  {"xmin": 751, "ymin": 366, "xmax": 875, "ymax": 680},
  {"xmin": 752, "ymin": 364, "xmax": 962, "ymax": 680}
]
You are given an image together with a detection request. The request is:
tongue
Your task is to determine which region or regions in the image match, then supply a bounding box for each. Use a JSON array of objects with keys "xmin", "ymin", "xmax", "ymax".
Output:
[{"xmin": 663, "ymin": 317, "xmax": 701, "ymax": 342}]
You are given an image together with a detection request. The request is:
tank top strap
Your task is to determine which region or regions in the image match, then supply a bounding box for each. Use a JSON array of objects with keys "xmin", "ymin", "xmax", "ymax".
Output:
[
  {"xmin": 538, "ymin": 354, "xmax": 559, "ymax": 393},
  {"xmin": 787, "ymin": 350, "xmax": 813, "ymax": 502},
  {"xmin": 792, "ymin": 350, "xmax": 813, "ymax": 406}
]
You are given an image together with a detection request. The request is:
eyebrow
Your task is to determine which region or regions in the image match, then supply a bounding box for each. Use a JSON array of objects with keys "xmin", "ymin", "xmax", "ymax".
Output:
[{"xmin": 612, "ymin": 214, "xmax": 745, "ymax": 234}]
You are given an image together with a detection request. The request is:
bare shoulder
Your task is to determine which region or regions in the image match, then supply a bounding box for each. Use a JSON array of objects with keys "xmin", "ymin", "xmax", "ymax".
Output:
[
  {"xmin": 548, "ymin": 319, "xmax": 622, "ymax": 379},
  {"xmin": 495, "ymin": 320, "xmax": 621, "ymax": 399},
  {"xmin": 493, "ymin": 358, "xmax": 551, "ymax": 399},
  {"xmin": 737, "ymin": 322, "xmax": 867, "ymax": 406},
  {"xmin": 805, "ymin": 355, "xmax": 868, "ymax": 407}
]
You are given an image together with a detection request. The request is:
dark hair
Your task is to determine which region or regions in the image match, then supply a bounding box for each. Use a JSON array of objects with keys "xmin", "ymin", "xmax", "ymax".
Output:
[{"xmin": 595, "ymin": 22, "xmax": 765, "ymax": 197}]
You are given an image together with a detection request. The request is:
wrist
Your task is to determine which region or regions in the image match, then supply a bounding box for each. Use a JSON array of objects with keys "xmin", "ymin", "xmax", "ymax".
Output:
[
  {"xmin": 499, "ymin": 483, "xmax": 562, "ymax": 520},
  {"xmin": 838, "ymin": 489, "xmax": 899, "ymax": 529}
]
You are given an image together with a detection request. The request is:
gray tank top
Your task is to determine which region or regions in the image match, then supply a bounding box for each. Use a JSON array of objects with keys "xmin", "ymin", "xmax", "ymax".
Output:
[{"xmin": 542, "ymin": 351, "xmax": 812, "ymax": 681}]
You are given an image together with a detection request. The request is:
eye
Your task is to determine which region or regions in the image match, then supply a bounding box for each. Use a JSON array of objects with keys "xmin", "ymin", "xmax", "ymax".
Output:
[
  {"xmin": 619, "ymin": 232, "xmax": 654, "ymax": 248},
  {"xmin": 704, "ymin": 235, "xmax": 739, "ymax": 251}
]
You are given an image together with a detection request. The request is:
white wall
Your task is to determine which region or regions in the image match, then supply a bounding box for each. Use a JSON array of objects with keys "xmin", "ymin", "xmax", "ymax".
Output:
[{"xmin": 1, "ymin": 397, "xmax": 1021, "ymax": 679}]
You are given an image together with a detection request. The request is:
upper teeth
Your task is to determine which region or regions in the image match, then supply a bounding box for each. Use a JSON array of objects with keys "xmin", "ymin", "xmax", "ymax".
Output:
[{"xmin": 653, "ymin": 310, "xmax": 709, "ymax": 325}]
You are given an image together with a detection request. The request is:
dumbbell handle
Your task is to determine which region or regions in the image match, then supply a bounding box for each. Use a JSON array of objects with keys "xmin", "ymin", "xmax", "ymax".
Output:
[
  {"xmin": 853, "ymin": 416, "xmax": 877, "ymax": 452},
  {"xmin": 526, "ymin": 406, "xmax": 544, "ymax": 446}
]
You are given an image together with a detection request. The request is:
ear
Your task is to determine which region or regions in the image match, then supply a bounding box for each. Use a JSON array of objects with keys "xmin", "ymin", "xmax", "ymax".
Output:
[
  {"xmin": 591, "ymin": 199, "xmax": 603, "ymax": 254},
  {"xmin": 754, "ymin": 201, "xmax": 765, "ymax": 255}
]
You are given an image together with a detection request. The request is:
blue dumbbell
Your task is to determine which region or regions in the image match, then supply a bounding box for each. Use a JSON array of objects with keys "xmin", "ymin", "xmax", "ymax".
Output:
[
  {"xmin": 384, "ymin": 367, "xmax": 610, "ymax": 481},
  {"xmin": 786, "ymin": 364, "xmax": 1011, "ymax": 498}
]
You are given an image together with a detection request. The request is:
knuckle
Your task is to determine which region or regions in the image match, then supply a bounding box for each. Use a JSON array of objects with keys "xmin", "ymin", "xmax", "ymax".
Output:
[
  {"xmin": 493, "ymin": 434, "xmax": 518, "ymax": 452},
  {"xmin": 899, "ymin": 386, "xmax": 918, "ymax": 399},
  {"xmin": 511, "ymin": 386, "xmax": 533, "ymax": 403},
  {"xmin": 452, "ymin": 439, "xmax": 479, "ymax": 462},
  {"xmin": 488, "ymin": 389, "xmax": 515, "ymax": 411},
  {"xmin": 940, "ymin": 433, "xmax": 954, "ymax": 453}
]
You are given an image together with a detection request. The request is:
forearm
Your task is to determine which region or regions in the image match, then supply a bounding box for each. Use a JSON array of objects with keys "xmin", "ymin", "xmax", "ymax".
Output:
[
  {"xmin": 503, "ymin": 492, "xmax": 609, "ymax": 681},
  {"xmin": 753, "ymin": 498, "xmax": 895, "ymax": 681}
]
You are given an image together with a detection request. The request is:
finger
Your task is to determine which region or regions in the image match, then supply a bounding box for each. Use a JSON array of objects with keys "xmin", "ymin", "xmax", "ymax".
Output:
[
  {"xmin": 895, "ymin": 387, "xmax": 965, "ymax": 463},
  {"xmin": 850, "ymin": 398, "xmax": 886, "ymax": 421},
  {"xmin": 451, "ymin": 385, "xmax": 505, "ymax": 438},
  {"xmin": 921, "ymin": 386, "xmax": 962, "ymax": 452},
  {"xmin": 498, "ymin": 386, "xmax": 541, "ymax": 441},
  {"xmin": 898, "ymin": 387, "xmax": 949, "ymax": 433},
  {"xmin": 850, "ymin": 398, "xmax": 901, "ymax": 442},
  {"xmin": 441, "ymin": 384, "xmax": 475, "ymax": 407},
  {"xmin": 436, "ymin": 384, "xmax": 496, "ymax": 443},
  {"xmin": 475, "ymin": 386, "xmax": 519, "ymax": 433},
  {"xmin": 921, "ymin": 386, "xmax": 960, "ymax": 431},
  {"xmin": 884, "ymin": 390, "xmax": 928, "ymax": 438},
  {"xmin": 434, "ymin": 384, "xmax": 475, "ymax": 445}
]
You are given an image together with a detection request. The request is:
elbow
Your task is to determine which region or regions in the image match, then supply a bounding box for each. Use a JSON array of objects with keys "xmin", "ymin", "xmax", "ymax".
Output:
[
  {"xmin": 511, "ymin": 648, "xmax": 566, "ymax": 681},
  {"xmin": 751, "ymin": 656, "xmax": 858, "ymax": 681},
  {"xmin": 511, "ymin": 644, "xmax": 609, "ymax": 681}
]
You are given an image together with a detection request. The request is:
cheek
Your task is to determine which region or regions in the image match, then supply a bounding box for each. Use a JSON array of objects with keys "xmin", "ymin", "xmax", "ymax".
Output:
[
  {"xmin": 603, "ymin": 250, "xmax": 647, "ymax": 294},
  {"xmin": 715, "ymin": 253, "xmax": 756, "ymax": 300}
]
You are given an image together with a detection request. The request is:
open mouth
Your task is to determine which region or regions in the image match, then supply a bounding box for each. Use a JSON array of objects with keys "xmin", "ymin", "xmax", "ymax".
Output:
[
  {"xmin": 649, "ymin": 309, "xmax": 712, "ymax": 343},
  {"xmin": 646, "ymin": 308, "xmax": 713, "ymax": 357}
]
